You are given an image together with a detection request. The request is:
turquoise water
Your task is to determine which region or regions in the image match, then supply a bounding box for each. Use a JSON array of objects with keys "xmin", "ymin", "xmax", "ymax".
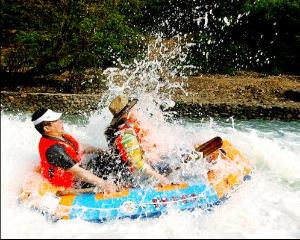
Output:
[
  {"xmin": 1, "ymin": 34, "xmax": 300, "ymax": 239},
  {"xmin": 1, "ymin": 111, "xmax": 300, "ymax": 238}
]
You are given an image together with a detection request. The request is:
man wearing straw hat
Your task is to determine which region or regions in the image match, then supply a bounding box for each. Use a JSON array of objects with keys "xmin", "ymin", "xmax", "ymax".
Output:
[{"xmin": 105, "ymin": 95, "xmax": 170, "ymax": 186}]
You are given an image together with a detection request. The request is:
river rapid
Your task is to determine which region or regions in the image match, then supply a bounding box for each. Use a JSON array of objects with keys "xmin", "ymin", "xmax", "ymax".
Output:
[
  {"xmin": 1, "ymin": 110, "xmax": 300, "ymax": 239},
  {"xmin": 2, "ymin": 32, "xmax": 300, "ymax": 239}
]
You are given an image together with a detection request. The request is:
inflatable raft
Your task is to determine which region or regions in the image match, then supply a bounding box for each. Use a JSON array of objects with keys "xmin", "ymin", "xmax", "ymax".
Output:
[{"xmin": 19, "ymin": 139, "xmax": 252, "ymax": 223}]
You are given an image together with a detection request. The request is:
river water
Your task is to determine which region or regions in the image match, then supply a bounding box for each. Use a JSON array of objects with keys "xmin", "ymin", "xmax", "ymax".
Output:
[
  {"xmin": 2, "ymin": 34, "xmax": 300, "ymax": 239},
  {"xmin": 1, "ymin": 110, "xmax": 300, "ymax": 239}
]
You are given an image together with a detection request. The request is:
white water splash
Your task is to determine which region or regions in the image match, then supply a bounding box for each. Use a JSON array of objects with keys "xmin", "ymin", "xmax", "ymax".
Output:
[
  {"xmin": 2, "ymin": 25, "xmax": 300, "ymax": 238},
  {"xmin": 1, "ymin": 112, "xmax": 300, "ymax": 238}
]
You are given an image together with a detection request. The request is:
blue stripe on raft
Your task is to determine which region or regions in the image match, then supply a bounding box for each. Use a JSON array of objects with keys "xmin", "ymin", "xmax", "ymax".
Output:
[{"xmin": 68, "ymin": 180, "xmax": 219, "ymax": 222}]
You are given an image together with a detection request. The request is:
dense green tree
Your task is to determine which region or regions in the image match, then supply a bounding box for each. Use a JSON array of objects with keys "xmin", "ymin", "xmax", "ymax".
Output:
[
  {"xmin": 141, "ymin": 0, "xmax": 300, "ymax": 74},
  {"xmin": 243, "ymin": 0, "xmax": 300, "ymax": 74},
  {"xmin": 1, "ymin": 0, "xmax": 145, "ymax": 74},
  {"xmin": 1, "ymin": 0, "xmax": 299, "ymax": 75}
]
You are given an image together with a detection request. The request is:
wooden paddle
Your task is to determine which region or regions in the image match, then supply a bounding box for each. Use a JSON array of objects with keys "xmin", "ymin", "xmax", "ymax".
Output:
[{"xmin": 194, "ymin": 136, "xmax": 223, "ymax": 158}]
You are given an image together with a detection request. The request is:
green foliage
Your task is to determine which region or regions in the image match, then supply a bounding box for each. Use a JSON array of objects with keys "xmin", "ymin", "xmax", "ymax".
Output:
[
  {"xmin": 141, "ymin": 0, "xmax": 300, "ymax": 74},
  {"xmin": 243, "ymin": 0, "xmax": 300, "ymax": 74},
  {"xmin": 1, "ymin": 0, "xmax": 299, "ymax": 75},
  {"xmin": 1, "ymin": 0, "xmax": 145, "ymax": 73}
]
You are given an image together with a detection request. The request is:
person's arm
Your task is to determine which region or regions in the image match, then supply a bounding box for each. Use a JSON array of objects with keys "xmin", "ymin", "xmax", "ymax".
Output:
[
  {"xmin": 68, "ymin": 164, "xmax": 117, "ymax": 193},
  {"xmin": 142, "ymin": 163, "xmax": 170, "ymax": 185},
  {"xmin": 80, "ymin": 143, "xmax": 104, "ymax": 155},
  {"xmin": 117, "ymin": 130, "xmax": 170, "ymax": 185},
  {"xmin": 46, "ymin": 144, "xmax": 117, "ymax": 193}
]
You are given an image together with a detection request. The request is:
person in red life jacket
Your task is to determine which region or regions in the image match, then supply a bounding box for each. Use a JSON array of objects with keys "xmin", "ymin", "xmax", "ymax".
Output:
[
  {"xmin": 104, "ymin": 96, "xmax": 170, "ymax": 186},
  {"xmin": 31, "ymin": 108, "xmax": 117, "ymax": 193}
]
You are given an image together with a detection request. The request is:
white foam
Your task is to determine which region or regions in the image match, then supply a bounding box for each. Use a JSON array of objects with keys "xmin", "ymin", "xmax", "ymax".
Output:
[{"xmin": 1, "ymin": 112, "xmax": 300, "ymax": 238}]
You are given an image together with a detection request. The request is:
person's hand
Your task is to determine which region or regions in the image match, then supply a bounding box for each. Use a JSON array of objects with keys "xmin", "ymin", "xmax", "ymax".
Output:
[
  {"xmin": 100, "ymin": 181, "xmax": 118, "ymax": 194},
  {"xmin": 144, "ymin": 163, "xmax": 170, "ymax": 186},
  {"xmin": 83, "ymin": 146, "xmax": 104, "ymax": 155},
  {"xmin": 157, "ymin": 175, "xmax": 170, "ymax": 185}
]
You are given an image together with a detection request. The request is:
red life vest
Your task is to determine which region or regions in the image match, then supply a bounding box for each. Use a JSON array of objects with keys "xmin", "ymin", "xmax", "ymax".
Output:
[{"xmin": 38, "ymin": 134, "xmax": 81, "ymax": 188}]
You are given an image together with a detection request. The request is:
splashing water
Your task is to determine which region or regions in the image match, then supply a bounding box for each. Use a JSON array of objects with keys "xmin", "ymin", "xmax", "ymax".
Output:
[
  {"xmin": 2, "ymin": 112, "xmax": 300, "ymax": 238},
  {"xmin": 97, "ymin": 35, "xmax": 192, "ymax": 111},
  {"xmin": 2, "ymin": 33, "xmax": 300, "ymax": 239}
]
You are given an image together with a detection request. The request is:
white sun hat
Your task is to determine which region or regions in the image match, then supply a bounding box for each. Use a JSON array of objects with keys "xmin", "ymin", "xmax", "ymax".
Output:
[{"xmin": 33, "ymin": 109, "xmax": 62, "ymax": 125}]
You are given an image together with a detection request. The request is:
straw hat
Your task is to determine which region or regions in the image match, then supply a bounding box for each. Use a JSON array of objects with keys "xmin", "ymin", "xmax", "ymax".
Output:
[{"xmin": 109, "ymin": 95, "xmax": 138, "ymax": 126}]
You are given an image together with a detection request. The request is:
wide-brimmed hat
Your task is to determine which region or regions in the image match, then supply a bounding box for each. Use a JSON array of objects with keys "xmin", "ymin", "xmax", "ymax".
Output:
[{"xmin": 109, "ymin": 95, "xmax": 138, "ymax": 126}]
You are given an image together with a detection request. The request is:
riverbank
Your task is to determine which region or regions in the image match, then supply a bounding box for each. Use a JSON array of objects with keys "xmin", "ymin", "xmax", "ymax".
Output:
[
  {"xmin": 171, "ymin": 73, "xmax": 300, "ymax": 120},
  {"xmin": 1, "ymin": 72, "xmax": 300, "ymax": 120}
]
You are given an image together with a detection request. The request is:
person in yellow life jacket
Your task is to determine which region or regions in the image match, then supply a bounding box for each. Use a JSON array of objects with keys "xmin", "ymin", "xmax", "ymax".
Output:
[
  {"xmin": 31, "ymin": 108, "xmax": 117, "ymax": 193},
  {"xmin": 122, "ymin": 109, "xmax": 163, "ymax": 166},
  {"xmin": 105, "ymin": 96, "xmax": 170, "ymax": 186}
]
